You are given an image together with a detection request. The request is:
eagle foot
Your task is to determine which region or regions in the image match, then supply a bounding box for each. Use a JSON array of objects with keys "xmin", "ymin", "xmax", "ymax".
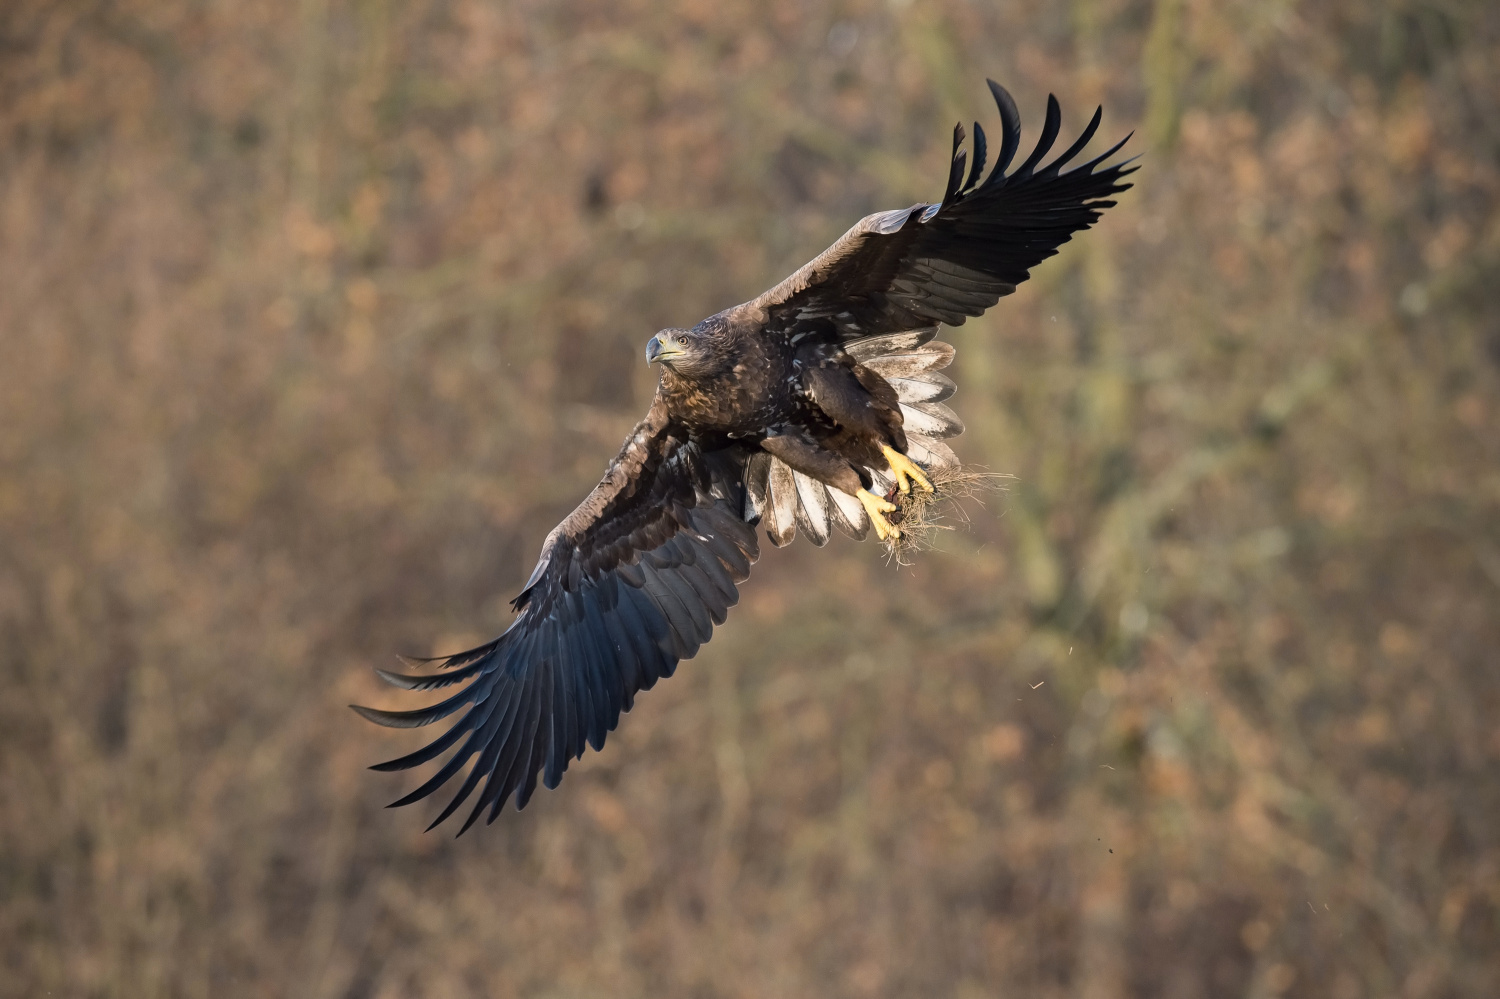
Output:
[
  {"xmin": 856, "ymin": 488, "xmax": 901, "ymax": 541},
  {"xmin": 880, "ymin": 444, "xmax": 934, "ymax": 495}
]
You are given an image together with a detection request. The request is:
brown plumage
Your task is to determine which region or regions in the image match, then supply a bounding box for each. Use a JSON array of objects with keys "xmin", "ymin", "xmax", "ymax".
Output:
[{"xmin": 354, "ymin": 80, "xmax": 1135, "ymax": 831}]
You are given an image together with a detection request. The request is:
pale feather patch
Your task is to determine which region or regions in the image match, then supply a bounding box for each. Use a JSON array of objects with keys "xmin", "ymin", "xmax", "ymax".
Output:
[
  {"xmin": 899, "ymin": 401, "xmax": 965, "ymax": 438},
  {"xmin": 889, "ymin": 373, "xmax": 956, "ymax": 404},
  {"xmin": 905, "ymin": 433, "xmax": 960, "ymax": 469},
  {"xmin": 871, "ymin": 207, "xmax": 918, "ymax": 234},
  {"xmin": 827, "ymin": 487, "xmax": 870, "ymax": 539},
  {"xmin": 845, "ymin": 327, "xmax": 938, "ymax": 360},
  {"xmin": 743, "ymin": 452, "xmax": 771, "ymax": 522},
  {"xmin": 764, "ymin": 458, "xmax": 799, "ymax": 548},
  {"xmin": 792, "ymin": 471, "xmax": 833, "ymax": 547},
  {"xmin": 861, "ymin": 341, "xmax": 955, "ymax": 379}
]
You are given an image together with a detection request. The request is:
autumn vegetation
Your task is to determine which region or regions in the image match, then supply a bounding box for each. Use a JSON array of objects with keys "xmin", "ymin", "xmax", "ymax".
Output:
[{"xmin": 2, "ymin": 1, "xmax": 1497, "ymax": 997}]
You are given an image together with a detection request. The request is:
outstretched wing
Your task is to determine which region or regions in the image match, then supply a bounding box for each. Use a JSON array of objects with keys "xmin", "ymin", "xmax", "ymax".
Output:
[
  {"xmin": 739, "ymin": 80, "xmax": 1135, "ymax": 340},
  {"xmin": 352, "ymin": 397, "xmax": 758, "ymax": 832}
]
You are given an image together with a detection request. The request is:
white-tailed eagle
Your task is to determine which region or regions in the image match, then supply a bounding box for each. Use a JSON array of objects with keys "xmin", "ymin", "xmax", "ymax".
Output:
[{"xmin": 355, "ymin": 80, "xmax": 1135, "ymax": 832}]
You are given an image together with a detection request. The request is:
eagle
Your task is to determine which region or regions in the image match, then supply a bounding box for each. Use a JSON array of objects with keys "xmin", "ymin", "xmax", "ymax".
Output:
[{"xmin": 355, "ymin": 80, "xmax": 1134, "ymax": 832}]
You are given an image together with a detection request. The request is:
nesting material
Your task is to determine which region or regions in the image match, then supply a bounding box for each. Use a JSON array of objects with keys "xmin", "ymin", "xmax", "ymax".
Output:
[{"xmin": 883, "ymin": 465, "xmax": 1010, "ymax": 565}]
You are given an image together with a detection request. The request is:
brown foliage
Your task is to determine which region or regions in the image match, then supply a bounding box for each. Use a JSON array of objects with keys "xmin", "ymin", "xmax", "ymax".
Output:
[{"xmin": 2, "ymin": 1, "xmax": 1498, "ymax": 997}]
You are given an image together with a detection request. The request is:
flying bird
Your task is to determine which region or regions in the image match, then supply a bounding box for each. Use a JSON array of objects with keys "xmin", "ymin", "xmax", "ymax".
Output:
[{"xmin": 355, "ymin": 80, "xmax": 1135, "ymax": 832}]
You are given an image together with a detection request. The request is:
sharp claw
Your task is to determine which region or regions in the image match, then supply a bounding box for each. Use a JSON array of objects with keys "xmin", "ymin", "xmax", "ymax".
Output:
[
  {"xmin": 880, "ymin": 444, "xmax": 934, "ymax": 495},
  {"xmin": 856, "ymin": 488, "xmax": 901, "ymax": 541}
]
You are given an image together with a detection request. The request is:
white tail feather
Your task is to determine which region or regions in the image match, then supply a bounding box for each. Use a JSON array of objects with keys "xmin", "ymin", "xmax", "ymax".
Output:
[
  {"xmin": 828, "ymin": 487, "xmax": 870, "ymax": 539},
  {"xmin": 765, "ymin": 458, "xmax": 799, "ymax": 547},
  {"xmin": 906, "ymin": 433, "xmax": 959, "ymax": 469},
  {"xmin": 899, "ymin": 401, "xmax": 965, "ymax": 438},
  {"xmin": 792, "ymin": 471, "xmax": 833, "ymax": 547}
]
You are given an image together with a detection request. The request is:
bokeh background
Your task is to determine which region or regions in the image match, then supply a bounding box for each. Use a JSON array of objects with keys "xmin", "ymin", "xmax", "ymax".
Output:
[{"xmin": 3, "ymin": 0, "xmax": 1499, "ymax": 996}]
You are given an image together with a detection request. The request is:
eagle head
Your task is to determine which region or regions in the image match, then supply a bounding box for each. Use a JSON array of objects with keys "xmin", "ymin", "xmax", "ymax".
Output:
[{"xmin": 645, "ymin": 325, "xmax": 724, "ymax": 378}]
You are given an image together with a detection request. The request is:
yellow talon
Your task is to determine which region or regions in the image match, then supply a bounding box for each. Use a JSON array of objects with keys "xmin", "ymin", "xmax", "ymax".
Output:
[
  {"xmin": 856, "ymin": 488, "xmax": 900, "ymax": 541},
  {"xmin": 880, "ymin": 444, "xmax": 933, "ymax": 495}
]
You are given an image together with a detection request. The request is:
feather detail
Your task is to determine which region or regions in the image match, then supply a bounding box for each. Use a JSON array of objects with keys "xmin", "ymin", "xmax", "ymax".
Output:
[
  {"xmin": 905, "ymin": 433, "xmax": 960, "ymax": 469},
  {"xmin": 765, "ymin": 457, "xmax": 799, "ymax": 548},
  {"xmin": 1013, "ymin": 93, "xmax": 1063, "ymax": 182},
  {"xmin": 889, "ymin": 373, "xmax": 956, "ymax": 404},
  {"xmin": 861, "ymin": 341, "xmax": 956, "ymax": 379},
  {"xmin": 899, "ymin": 401, "xmax": 966, "ymax": 438},
  {"xmin": 743, "ymin": 451, "xmax": 770, "ymax": 522},
  {"xmin": 986, "ymin": 79, "xmax": 1023, "ymax": 182},
  {"xmin": 942, "ymin": 123, "xmax": 968, "ymax": 208},
  {"xmin": 963, "ymin": 121, "xmax": 988, "ymax": 194},
  {"xmin": 845, "ymin": 327, "xmax": 939, "ymax": 360},
  {"xmin": 827, "ymin": 486, "xmax": 870, "ymax": 539},
  {"xmin": 792, "ymin": 471, "xmax": 833, "ymax": 547}
]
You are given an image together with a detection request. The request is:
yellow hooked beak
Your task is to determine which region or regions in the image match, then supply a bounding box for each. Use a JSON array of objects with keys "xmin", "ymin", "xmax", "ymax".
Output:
[{"xmin": 646, "ymin": 331, "xmax": 686, "ymax": 365}]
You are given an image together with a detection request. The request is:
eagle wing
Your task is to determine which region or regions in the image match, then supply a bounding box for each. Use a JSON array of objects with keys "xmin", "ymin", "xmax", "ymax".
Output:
[
  {"xmin": 353, "ymin": 396, "xmax": 758, "ymax": 832},
  {"xmin": 740, "ymin": 81, "xmax": 1135, "ymax": 341}
]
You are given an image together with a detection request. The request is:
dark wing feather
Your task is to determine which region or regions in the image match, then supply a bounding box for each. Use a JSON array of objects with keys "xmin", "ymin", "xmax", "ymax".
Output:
[
  {"xmin": 353, "ymin": 396, "xmax": 759, "ymax": 830},
  {"xmin": 737, "ymin": 80, "xmax": 1135, "ymax": 341}
]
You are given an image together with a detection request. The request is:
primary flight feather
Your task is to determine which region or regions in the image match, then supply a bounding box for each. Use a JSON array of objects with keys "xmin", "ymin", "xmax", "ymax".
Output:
[{"xmin": 354, "ymin": 80, "xmax": 1135, "ymax": 832}]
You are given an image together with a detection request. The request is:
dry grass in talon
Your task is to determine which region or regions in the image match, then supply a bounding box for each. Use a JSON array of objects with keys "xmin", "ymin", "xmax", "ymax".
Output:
[{"xmin": 883, "ymin": 466, "xmax": 1010, "ymax": 565}]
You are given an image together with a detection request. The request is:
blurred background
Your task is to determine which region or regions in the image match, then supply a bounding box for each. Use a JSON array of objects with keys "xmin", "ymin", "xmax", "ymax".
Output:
[{"xmin": 2, "ymin": 0, "xmax": 1498, "ymax": 996}]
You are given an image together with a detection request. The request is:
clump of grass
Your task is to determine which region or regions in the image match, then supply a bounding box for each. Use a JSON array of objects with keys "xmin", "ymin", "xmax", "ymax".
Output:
[{"xmin": 883, "ymin": 465, "xmax": 1010, "ymax": 565}]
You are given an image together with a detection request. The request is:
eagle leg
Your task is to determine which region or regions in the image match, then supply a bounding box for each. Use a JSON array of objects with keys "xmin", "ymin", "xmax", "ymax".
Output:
[
  {"xmin": 856, "ymin": 488, "xmax": 901, "ymax": 541},
  {"xmin": 880, "ymin": 444, "xmax": 934, "ymax": 496}
]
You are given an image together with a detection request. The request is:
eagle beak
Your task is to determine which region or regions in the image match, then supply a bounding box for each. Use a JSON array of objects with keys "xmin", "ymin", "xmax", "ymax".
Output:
[{"xmin": 646, "ymin": 332, "xmax": 684, "ymax": 365}]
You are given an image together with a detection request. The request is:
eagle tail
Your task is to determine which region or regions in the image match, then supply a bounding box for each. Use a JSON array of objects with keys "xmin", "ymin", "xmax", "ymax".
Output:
[{"xmin": 748, "ymin": 328, "xmax": 963, "ymax": 549}]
